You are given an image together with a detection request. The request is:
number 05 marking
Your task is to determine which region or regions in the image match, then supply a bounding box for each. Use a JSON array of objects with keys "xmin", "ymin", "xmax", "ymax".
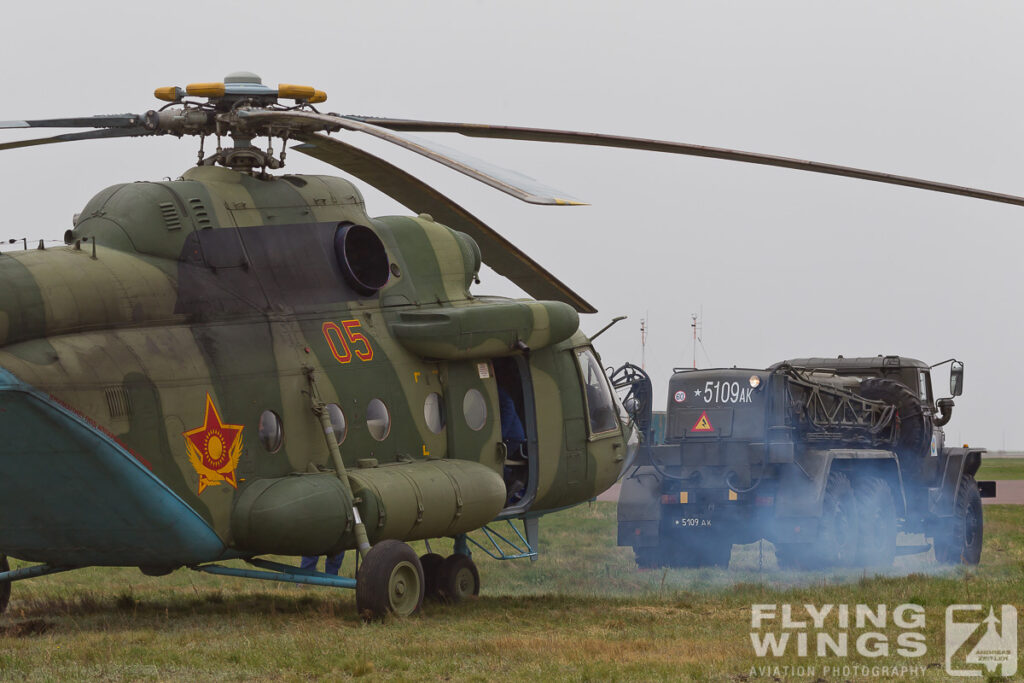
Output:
[{"xmin": 322, "ymin": 320, "xmax": 374, "ymax": 364}]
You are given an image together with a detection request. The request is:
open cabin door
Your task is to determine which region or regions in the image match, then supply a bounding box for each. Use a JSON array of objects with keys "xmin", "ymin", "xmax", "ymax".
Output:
[
  {"xmin": 440, "ymin": 357, "xmax": 537, "ymax": 515},
  {"xmin": 493, "ymin": 356, "xmax": 538, "ymax": 515}
]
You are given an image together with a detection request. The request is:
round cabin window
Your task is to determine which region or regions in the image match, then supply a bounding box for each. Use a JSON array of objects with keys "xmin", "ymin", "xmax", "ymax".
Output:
[
  {"xmin": 463, "ymin": 389, "xmax": 487, "ymax": 431},
  {"xmin": 326, "ymin": 403, "xmax": 347, "ymax": 444},
  {"xmin": 366, "ymin": 399, "xmax": 391, "ymax": 441},
  {"xmin": 258, "ymin": 410, "xmax": 283, "ymax": 453},
  {"xmin": 424, "ymin": 393, "xmax": 445, "ymax": 434}
]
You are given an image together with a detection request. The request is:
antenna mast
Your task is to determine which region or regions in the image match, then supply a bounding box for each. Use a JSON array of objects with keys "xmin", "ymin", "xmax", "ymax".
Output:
[
  {"xmin": 640, "ymin": 313, "xmax": 648, "ymax": 370},
  {"xmin": 691, "ymin": 308, "xmax": 703, "ymax": 369}
]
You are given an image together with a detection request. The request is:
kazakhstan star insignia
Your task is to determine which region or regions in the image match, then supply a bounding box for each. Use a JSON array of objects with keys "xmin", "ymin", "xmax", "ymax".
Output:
[{"xmin": 182, "ymin": 393, "xmax": 244, "ymax": 495}]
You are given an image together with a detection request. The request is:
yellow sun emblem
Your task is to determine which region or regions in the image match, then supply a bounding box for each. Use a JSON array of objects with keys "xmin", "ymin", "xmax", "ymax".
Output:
[{"xmin": 182, "ymin": 394, "xmax": 244, "ymax": 495}]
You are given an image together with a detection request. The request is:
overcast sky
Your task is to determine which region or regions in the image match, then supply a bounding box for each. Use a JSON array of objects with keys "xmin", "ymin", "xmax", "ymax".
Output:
[{"xmin": 1, "ymin": 1, "xmax": 1021, "ymax": 448}]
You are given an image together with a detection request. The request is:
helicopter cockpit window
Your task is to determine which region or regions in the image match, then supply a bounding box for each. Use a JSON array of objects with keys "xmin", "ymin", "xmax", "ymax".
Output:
[
  {"xmin": 575, "ymin": 348, "xmax": 618, "ymax": 435},
  {"xmin": 463, "ymin": 389, "xmax": 487, "ymax": 431},
  {"xmin": 366, "ymin": 399, "xmax": 391, "ymax": 441},
  {"xmin": 258, "ymin": 410, "xmax": 284, "ymax": 453},
  {"xmin": 424, "ymin": 393, "xmax": 445, "ymax": 434},
  {"xmin": 326, "ymin": 403, "xmax": 347, "ymax": 444}
]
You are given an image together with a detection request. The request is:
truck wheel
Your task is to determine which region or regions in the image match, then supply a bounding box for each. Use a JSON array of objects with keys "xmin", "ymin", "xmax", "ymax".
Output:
[
  {"xmin": 659, "ymin": 535, "xmax": 731, "ymax": 568},
  {"xmin": 935, "ymin": 475, "xmax": 983, "ymax": 565},
  {"xmin": 634, "ymin": 547, "xmax": 663, "ymax": 568},
  {"xmin": 774, "ymin": 543, "xmax": 809, "ymax": 570},
  {"xmin": 815, "ymin": 472, "xmax": 859, "ymax": 568},
  {"xmin": 355, "ymin": 540, "xmax": 424, "ymax": 619},
  {"xmin": 700, "ymin": 540, "xmax": 732, "ymax": 568},
  {"xmin": 854, "ymin": 476, "xmax": 897, "ymax": 567},
  {"xmin": 663, "ymin": 542, "xmax": 703, "ymax": 568}
]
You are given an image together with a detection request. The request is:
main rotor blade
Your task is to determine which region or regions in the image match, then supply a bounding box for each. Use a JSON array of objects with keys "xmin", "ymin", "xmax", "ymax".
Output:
[
  {"xmin": 0, "ymin": 114, "xmax": 145, "ymax": 129},
  {"xmin": 0, "ymin": 127, "xmax": 156, "ymax": 152},
  {"xmin": 238, "ymin": 110, "xmax": 584, "ymax": 206},
  {"xmin": 347, "ymin": 117, "xmax": 1024, "ymax": 209},
  {"xmin": 293, "ymin": 132, "xmax": 596, "ymax": 314}
]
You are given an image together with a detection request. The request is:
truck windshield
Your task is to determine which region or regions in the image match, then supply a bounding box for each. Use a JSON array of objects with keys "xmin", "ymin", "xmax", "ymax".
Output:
[{"xmin": 575, "ymin": 347, "xmax": 619, "ymax": 435}]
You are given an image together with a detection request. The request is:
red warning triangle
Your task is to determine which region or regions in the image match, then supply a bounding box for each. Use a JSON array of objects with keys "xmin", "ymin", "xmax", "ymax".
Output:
[{"xmin": 691, "ymin": 411, "xmax": 714, "ymax": 432}]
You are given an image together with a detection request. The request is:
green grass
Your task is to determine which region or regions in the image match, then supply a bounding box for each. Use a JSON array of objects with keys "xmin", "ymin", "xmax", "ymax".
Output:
[
  {"xmin": 977, "ymin": 456, "xmax": 1024, "ymax": 480},
  {"xmin": 0, "ymin": 504, "xmax": 1021, "ymax": 681}
]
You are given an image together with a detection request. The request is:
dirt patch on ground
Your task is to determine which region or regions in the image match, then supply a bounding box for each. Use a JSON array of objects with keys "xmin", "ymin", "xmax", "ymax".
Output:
[{"xmin": 0, "ymin": 619, "xmax": 53, "ymax": 637}]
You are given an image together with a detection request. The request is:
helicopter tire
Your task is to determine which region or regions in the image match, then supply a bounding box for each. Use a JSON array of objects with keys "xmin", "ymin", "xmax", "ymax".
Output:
[
  {"xmin": 355, "ymin": 540, "xmax": 424, "ymax": 620},
  {"xmin": 934, "ymin": 475, "xmax": 983, "ymax": 565},
  {"xmin": 0, "ymin": 555, "xmax": 8, "ymax": 615},
  {"xmin": 419, "ymin": 552, "xmax": 445, "ymax": 600},
  {"xmin": 437, "ymin": 553, "xmax": 480, "ymax": 604}
]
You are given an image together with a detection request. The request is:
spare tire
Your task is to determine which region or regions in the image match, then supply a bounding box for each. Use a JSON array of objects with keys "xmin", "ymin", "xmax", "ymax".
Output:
[{"xmin": 859, "ymin": 377, "xmax": 932, "ymax": 463}]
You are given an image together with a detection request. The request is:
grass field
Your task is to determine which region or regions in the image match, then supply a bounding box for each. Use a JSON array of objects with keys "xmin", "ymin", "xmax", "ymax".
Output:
[
  {"xmin": 0, "ymin": 504, "xmax": 1021, "ymax": 681},
  {"xmin": 977, "ymin": 457, "xmax": 1024, "ymax": 480}
]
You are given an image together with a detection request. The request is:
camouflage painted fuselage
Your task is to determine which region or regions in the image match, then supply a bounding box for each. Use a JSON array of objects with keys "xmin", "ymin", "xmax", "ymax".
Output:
[{"xmin": 0, "ymin": 166, "xmax": 633, "ymax": 569}]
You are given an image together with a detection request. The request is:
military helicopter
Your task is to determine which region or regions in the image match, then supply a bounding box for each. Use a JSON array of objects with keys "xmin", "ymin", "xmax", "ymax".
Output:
[{"xmin": 0, "ymin": 72, "xmax": 1021, "ymax": 619}]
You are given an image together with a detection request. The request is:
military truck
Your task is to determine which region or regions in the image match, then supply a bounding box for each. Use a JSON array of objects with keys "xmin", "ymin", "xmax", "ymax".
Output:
[{"xmin": 617, "ymin": 355, "xmax": 995, "ymax": 569}]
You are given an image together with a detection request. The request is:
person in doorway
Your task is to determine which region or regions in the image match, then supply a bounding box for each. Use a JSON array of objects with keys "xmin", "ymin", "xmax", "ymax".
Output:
[
  {"xmin": 498, "ymin": 385, "xmax": 526, "ymax": 460},
  {"xmin": 498, "ymin": 385, "xmax": 527, "ymax": 504},
  {"xmin": 300, "ymin": 551, "xmax": 344, "ymax": 575}
]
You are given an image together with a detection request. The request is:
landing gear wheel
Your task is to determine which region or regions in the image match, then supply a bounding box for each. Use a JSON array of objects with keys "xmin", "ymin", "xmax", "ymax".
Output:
[
  {"xmin": 0, "ymin": 555, "xmax": 9, "ymax": 615},
  {"xmin": 355, "ymin": 540, "xmax": 424, "ymax": 619},
  {"xmin": 853, "ymin": 476, "xmax": 897, "ymax": 567},
  {"xmin": 808, "ymin": 472, "xmax": 859, "ymax": 569},
  {"xmin": 437, "ymin": 553, "xmax": 479, "ymax": 604},
  {"xmin": 419, "ymin": 552, "xmax": 445, "ymax": 599},
  {"xmin": 935, "ymin": 475, "xmax": 983, "ymax": 565}
]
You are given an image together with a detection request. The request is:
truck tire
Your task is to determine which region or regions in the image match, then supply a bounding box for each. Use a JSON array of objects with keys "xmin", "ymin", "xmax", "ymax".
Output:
[
  {"xmin": 774, "ymin": 543, "xmax": 808, "ymax": 570},
  {"xmin": 774, "ymin": 473, "xmax": 858, "ymax": 570},
  {"xmin": 815, "ymin": 472, "xmax": 859, "ymax": 568},
  {"xmin": 853, "ymin": 476, "xmax": 897, "ymax": 567},
  {"xmin": 634, "ymin": 547, "xmax": 663, "ymax": 569},
  {"xmin": 934, "ymin": 475, "xmax": 983, "ymax": 565},
  {"xmin": 699, "ymin": 540, "xmax": 733, "ymax": 568},
  {"xmin": 858, "ymin": 378, "xmax": 932, "ymax": 461},
  {"xmin": 664, "ymin": 543, "xmax": 703, "ymax": 568},
  {"xmin": 637, "ymin": 535, "xmax": 732, "ymax": 568},
  {"xmin": 664, "ymin": 536, "xmax": 732, "ymax": 568}
]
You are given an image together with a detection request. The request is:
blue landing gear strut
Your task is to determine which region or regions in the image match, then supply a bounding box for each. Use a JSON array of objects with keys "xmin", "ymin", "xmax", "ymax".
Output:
[
  {"xmin": 465, "ymin": 518, "xmax": 539, "ymax": 561},
  {"xmin": 0, "ymin": 554, "xmax": 80, "ymax": 616},
  {"xmin": 190, "ymin": 557, "xmax": 357, "ymax": 589}
]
